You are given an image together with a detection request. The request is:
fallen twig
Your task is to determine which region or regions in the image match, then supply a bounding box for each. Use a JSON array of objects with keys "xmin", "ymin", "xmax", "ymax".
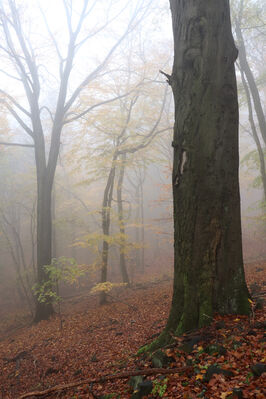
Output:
[{"xmin": 18, "ymin": 366, "xmax": 191, "ymax": 398}]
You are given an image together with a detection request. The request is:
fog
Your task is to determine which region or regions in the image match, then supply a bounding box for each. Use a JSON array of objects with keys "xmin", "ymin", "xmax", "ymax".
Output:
[{"xmin": 0, "ymin": 0, "xmax": 265, "ymax": 328}]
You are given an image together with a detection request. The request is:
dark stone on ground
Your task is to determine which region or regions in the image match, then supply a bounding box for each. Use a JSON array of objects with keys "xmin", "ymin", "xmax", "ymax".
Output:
[
  {"xmin": 247, "ymin": 330, "xmax": 256, "ymax": 336},
  {"xmin": 44, "ymin": 367, "xmax": 59, "ymax": 376},
  {"xmin": 205, "ymin": 344, "xmax": 227, "ymax": 356},
  {"xmin": 204, "ymin": 365, "xmax": 233, "ymax": 382},
  {"xmin": 151, "ymin": 349, "xmax": 172, "ymax": 368},
  {"xmin": 254, "ymin": 321, "xmax": 266, "ymax": 329},
  {"xmin": 255, "ymin": 300, "xmax": 264, "ymax": 310},
  {"xmin": 232, "ymin": 388, "xmax": 243, "ymax": 398},
  {"xmin": 215, "ymin": 321, "xmax": 226, "ymax": 330},
  {"xmin": 179, "ymin": 335, "xmax": 202, "ymax": 353},
  {"xmin": 129, "ymin": 377, "xmax": 153, "ymax": 399},
  {"xmin": 250, "ymin": 363, "xmax": 266, "ymax": 377},
  {"xmin": 138, "ymin": 381, "xmax": 153, "ymax": 396},
  {"xmin": 129, "ymin": 375, "xmax": 143, "ymax": 390}
]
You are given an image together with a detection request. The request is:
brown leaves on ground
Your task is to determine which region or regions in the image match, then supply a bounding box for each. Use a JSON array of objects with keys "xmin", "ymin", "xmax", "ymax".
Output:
[{"xmin": 0, "ymin": 261, "xmax": 265, "ymax": 399}]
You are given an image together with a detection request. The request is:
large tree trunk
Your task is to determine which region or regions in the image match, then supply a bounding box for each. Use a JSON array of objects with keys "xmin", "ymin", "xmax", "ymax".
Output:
[{"xmin": 152, "ymin": 0, "xmax": 250, "ymax": 346}]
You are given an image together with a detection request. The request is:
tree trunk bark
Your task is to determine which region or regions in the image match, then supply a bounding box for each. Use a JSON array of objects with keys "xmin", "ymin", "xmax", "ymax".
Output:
[
  {"xmin": 152, "ymin": 0, "xmax": 250, "ymax": 346},
  {"xmin": 139, "ymin": 178, "xmax": 145, "ymax": 271},
  {"xmin": 135, "ymin": 185, "xmax": 141, "ymax": 270},
  {"xmin": 117, "ymin": 154, "xmax": 130, "ymax": 284},
  {"xmin": 239, "ymin": 67, "xmax": 266, "ymax": 201},
  {"xmin": 235, "ymin": 21, "xmax": 266, "ymax": 146},
  {"xmin": 100, "ymin": 156, "xmax": 117, "ymax": 304},
  {"xmin": 34, "ymin": 167, "xmax": 54, "ymax": 322},
  {"xmin": 52, "ymin": 186, "xmax": 57, "ymax": 258}
]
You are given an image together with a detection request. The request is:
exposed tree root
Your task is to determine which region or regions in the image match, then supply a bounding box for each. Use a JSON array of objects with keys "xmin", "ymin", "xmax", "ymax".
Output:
[{"xmin": 18, "ymin": 366, "xmax": 191, "ymax": 398}]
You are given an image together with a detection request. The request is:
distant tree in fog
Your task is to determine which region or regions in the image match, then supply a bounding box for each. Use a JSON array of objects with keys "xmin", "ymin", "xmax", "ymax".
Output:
[
  {"xmin": 0, "ymin": 0, "xmax": 153, "ymax": 322},
  {"xmin": 62, "ymin": 41, "xmax": 172, "ymax": 303},
  {"xmin": 233, "ymin": 0, "xmax": 266, "ymax": 200}
]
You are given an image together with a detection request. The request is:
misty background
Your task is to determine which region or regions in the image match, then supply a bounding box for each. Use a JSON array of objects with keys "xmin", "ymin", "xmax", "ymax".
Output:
[{"xmin": 0, "ymin": 0, "xmax": 265, "ymax": 324}]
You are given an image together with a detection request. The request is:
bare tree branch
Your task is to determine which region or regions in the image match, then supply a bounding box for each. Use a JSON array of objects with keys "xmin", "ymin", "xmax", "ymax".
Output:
[
  {"xmin": 83, "ymin": 0, "xmax": 98, "ymax": 19},
  {"xmin": 62, "ymin": 0, "xmax": 74, "ymax": 36},
  {"xmin": 119, "ymin": 127, "xmax": 172, "ymax": 155},
  {"xmin": 9, "ymin": 1, "xmax": 41, "ymax": 99},
  {"xmin": 0, "ymin": 89, "xmax": 31, "ymax": 117},
  {"xmin": 0, "ymin": 67, "xmax": 22, "ymax": 81},
  {"xmin": 0, "ymin": 10, "xmax": 34, "ymax": 97},
  {"xmin": 0, "ymin": 141, "xmax": 34, "ymax": 148},
  {"xmin": 40, "ymin": 106, "xmax": 54, "ymax": 122},
  {"xmin": 63, "ymin": 86, "xmax": 141, "ymax": 124},
  {"xmin": 117, "ymin": 86, "xmax": 169, "ymax": 155},
  {"xmin": 1, "ymin": 102, "xmax": 34, "ymax": 137},
  {"xmin": 39, "ymin": 5, "xmax": 63, "ymax": 63},
  {"xmin": 63, "ymin": 1, "xmax": 150, "ymax": 114},
  {"xmin": 75, "ymin": 0, "xmax": 131, "ymax": 50}
]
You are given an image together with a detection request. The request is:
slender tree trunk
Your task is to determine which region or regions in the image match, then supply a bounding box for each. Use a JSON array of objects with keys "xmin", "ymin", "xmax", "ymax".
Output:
[
  {"xmin": 151, "ymin": 0, "xmax": 250, "ymax": 348},
  {"xmin": 13, "ymin": 226, "xmax": 35, "ymax": 308},
  {"xmin": 235, "ymin": 21, "xmax": 266, "ymax": 146},
  {"xmin": 52, "ymin": 186, "xmax": 57, "ymax": 258},
  {"xmin": 134, "ymin": 185, "xmax": 141, "ymax": 270},
  {"xmin": 30, "ymin": 200, "xmax": 37, "ymax": 278},
  {"xmin": 117, "ymin": 154, "xmax": 130, "ymax": 284},
  {"xmin": 139, "ymin": 178, "xmax": 145, "ymax": 271},
  {"xmin": 239, "ymin": 68, "xmax": 266, "ymax": 200},
  {"xmin": 1, "ymin": 215, "xmax": 34, "ymax": 314},
  {"xmin": 100, "ymin": 156, "xmax": 117, "ymax": 304}
]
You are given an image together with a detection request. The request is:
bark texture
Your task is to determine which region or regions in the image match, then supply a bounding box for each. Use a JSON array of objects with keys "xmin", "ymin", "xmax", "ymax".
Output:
[
  {"xmin": 239, "ymin": 68, "xmax": 266, "ymax": 201},
  {"xmin": 34, "ymin": 162, "xmax": 55, "ymax": 322},
  {"xmin": 158, "ymin": 0, "xmax": 250, "ymax": 342},
  {"xmin": 117, "ymin": 154, "xmax": 130, "ymax": 284},
  {"xmin": 100, "ymin": 156, "xmax": 117, "ymax": 305},
  {"xmin": 235, "ymin": 20, "xmax": 266, "ymax": 146}
]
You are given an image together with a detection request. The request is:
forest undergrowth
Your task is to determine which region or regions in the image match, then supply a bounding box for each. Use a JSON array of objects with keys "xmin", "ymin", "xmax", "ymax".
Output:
[{"xmin": 0, "ymin": 261, "xmax": 265, "ymax": 399}]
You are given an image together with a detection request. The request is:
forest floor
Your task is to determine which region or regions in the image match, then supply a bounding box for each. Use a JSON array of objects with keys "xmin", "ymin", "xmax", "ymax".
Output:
[{"xmin": 0, "ymin": 260, "xmax": 265, "ymax": 399}]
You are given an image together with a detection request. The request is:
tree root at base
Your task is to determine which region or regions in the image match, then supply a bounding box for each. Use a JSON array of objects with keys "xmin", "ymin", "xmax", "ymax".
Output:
[{"xmin": 18, "ymin": 366, "xmax": 191, "ymax": 398}]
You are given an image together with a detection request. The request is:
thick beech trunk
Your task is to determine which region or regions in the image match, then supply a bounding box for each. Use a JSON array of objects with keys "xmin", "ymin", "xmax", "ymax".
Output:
[{"xmin": 153, "ymin": 0, "xmax": 250, "ymax": 345}]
